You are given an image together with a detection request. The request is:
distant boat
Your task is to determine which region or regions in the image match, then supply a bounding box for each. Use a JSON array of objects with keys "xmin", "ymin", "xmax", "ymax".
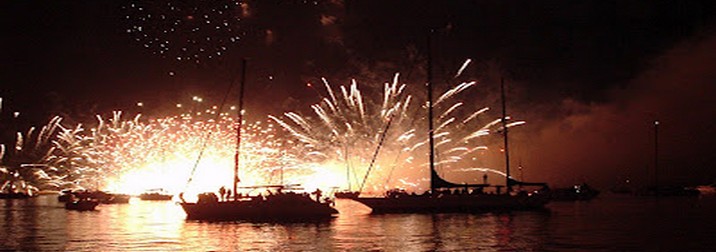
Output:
[
  {"xmin": 179, "ymin": 59, "xmax": 338, "ymax": 221},
  {"xmin": 352, "ymin": 40, "xmax": 550, "ymax": 214},
  {"xmin": 101, "ymin": 193, "xmax": 131, "ymax": 204},
  {"xmin": 58, "ymin": 189, "xmax": 73, "ymax": 202},
  {"xmin": 551, "ymin": 183, "xmax": 600, "ymax": 201},
  {"xmin": 696, "ymin": 183, "xmax": 716, "ymax": 195},
  {"xmin": 139, "ymin": 188, "xmax": 173, "ymax": 201},
  {"xmin": 639, "ymin": 121, "xmax": 700, "ymax": 197},
  {"xmin": 58, "ymin": 189, "xmax": 130, "ymax": 204},
  {"xmin": 334, "ymin": 190, "xmax": 359, "ymax": 199},
  {"xmin": 65, "ymin": 197, "xmax": 99, "ymax": 211}
]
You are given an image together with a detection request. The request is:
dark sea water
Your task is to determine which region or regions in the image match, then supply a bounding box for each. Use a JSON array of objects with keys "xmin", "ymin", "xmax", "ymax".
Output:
[{"xmin": 2, "ymin": 194, "xmax": 715, "ymax": 251}]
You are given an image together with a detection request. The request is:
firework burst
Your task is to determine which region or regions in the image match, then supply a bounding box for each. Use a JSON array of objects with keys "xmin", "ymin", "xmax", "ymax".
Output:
[
  {"xmin": 39, "ymin": 98, "xmax": 324, "ymax": 198},
  {"xmin": 0, "ymin": 116, "xmax": 69, "ymax": 194},
  {"xmin": 123, "ymin": 1, "xmax": 246, "ymax": 64},
  {"xmin": 271, "ymin": 69, "xmax": 522, "ymax": 194}
]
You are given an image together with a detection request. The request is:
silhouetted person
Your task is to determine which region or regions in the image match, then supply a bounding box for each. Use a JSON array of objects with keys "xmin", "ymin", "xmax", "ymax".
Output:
[
  {"xmin": 483, "ymin": 173, "xmax": 488, "ymax": 184},
  {"xmin": 313, "ymin": 188, "xmax": 322, "ymax": 202},
  {"xmin": 219, "ymin": 186, "xmax": 226, "ymax": 201}
]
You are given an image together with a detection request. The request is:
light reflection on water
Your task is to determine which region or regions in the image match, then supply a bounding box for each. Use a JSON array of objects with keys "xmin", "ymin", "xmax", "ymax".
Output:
[{"xmin": 2, "ymin": 195, "xmax": 716, "ymax": 251}]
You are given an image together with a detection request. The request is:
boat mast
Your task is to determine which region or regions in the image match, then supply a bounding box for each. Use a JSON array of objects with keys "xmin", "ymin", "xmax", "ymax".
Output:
[
  {"xmin": 345, "ymin": 144, "xmax": 350, "ymax": 191},
  {"xmin": 501, "ymin": 77, "xmax": 512, "ymax": 193},
  {"xmin": 427, "ymin": 33, "xmax": 438, "ymax": 192},
  {"xmin": 654, "ymin": 120, "xmax": 659, "ymax": 195},
  {"xmin": 234, "ymin": 59, "xmax": 247, "ymax": 201}
]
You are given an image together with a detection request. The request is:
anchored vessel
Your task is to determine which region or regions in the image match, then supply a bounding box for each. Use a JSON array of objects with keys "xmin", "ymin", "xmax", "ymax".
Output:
[
  {"xmin": 179, "ymin": 60, "xmax": 338, "ymax": 220},
  {"xmin": 139, "ymin": 188, "xmax": 173, "ymax": 201},
  {"xmin": 181, "ymin": 185, "xmax": 337, "ymax": 221},
  {"xmin": 65, "ymin": 195, "xmax": 100, "ymax": 211},
  {"xmin": 353, "ymin": 38, "xmax": 550, "ymax": 213},
  {"xmin": 58, "ymin": 189, "xmax": 130, "ymax": 204},
  {"xmin": 551, "ymin": 183, "xmax": 600, "ymax": 201}
]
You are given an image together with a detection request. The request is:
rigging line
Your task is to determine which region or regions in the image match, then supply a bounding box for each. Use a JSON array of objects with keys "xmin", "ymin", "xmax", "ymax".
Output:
[
  {"xmin": 357, "ymin": 112, "xmax": 396, "ymax": 195},
  {"xmin": 384, "ymin": 148, "xmax": 403, "ymax": 186},
  {"xmin": 182, "ymin": 62, "xmax": 243, "ymax": 192},
  {"xmin": 383, "ymin": 91, "xmax": 414, "ymax": 187}
]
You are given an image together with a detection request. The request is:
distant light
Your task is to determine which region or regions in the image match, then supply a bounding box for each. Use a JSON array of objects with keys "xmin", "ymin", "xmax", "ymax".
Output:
[
  {"xmin": 654, "ymin": 120, "xmax": 659, "ymax": 125},
  {"xmin": 230, "ymin": 105, "xmax": 237, "ymax": 110},
  {"xmin": 137, "ymin": 102, "xmax": 144, "ymax": 107},
  {"xmin": 268, "ymin": 75, "xmax": 274, "ymax": 80},
  {"xmin": 13, "ymin": 112, "xmax": 20, "ymax": 118},
  {"xmin": 169, "ymin": 71, "xmax": 175, "ymax": 76},
  {"xmin": 176, "ymin": 104, "xmax": 182, "ymax": 108}
]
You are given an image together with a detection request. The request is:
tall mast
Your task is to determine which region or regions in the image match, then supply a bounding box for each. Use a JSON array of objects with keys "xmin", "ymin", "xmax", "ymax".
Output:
[
  {"xmin": 654, "ymin": 120, "xmax": 659, "ymax": 196},
  {"xmin": 345, "ymin": 144, "xmax": 350, "ymax": 191},
  {"xmin": 427, "ymin": 33, "xmax": 437, "ymax": 192},
  {"xmin": 501, "ymin": 77, "xmax": 512, "ymax": 193},
  {"xmin": 234, "ymin": 58, "xmax": 247, "ymax": 201}
]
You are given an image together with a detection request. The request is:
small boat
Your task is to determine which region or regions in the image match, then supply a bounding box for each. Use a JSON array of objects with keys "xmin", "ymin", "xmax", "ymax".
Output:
[
  {"xmin": 65, "ymin": 198, "xmax": 100, "ymax": 211},
  {"xmin": 551, "ymin": 183, "xmax": 600, "ymax": 201},
  {"xmin": 58, "ymin": 190, "xmax": 130, "ymax": 204},
  {"xmin": 59, "ymin": 189, "xmax": 102, "ymax": 202},
  {"xmin": 58, "ymin": 189, "xmax": 74, "ymax": 202},
  {"xmin": 101, "ymin": 193, "xmax": 131, "ymax": 204},
  {"xmin": 696, "ymin": 183, "xmax": 716, "ymax": 195},
  {"xmin": 139, "ymin": 188, "xmax": 173, "ymax": 201},
  {"xmin": 334, "ymin": 190, "xmax": 360, "ymax": 199}
]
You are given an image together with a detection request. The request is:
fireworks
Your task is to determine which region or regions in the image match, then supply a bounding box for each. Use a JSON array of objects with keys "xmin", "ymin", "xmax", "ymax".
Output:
[
  {"xmin": 123, "ymin": 1, "xmax": 246, "ymax": 64},
  {"xmin": 271, "ymin": 72, "xmax": 521, "ymax": 194},
  {"xmin": 35, "ymin": 97, "xmax": 335, "ymax": 198},
  {"xmin": 0, "ymin": 116, "xmax": 67, "ymax": 194},
  {"xmin": 1, "ymin": 68, "xmax": 525, "ymax": 197}
]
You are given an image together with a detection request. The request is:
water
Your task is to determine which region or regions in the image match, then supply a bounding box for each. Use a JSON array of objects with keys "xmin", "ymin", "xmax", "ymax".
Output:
[{"xmin": 2, "ymin": 194, "xmax": 715, "ymax": 251}]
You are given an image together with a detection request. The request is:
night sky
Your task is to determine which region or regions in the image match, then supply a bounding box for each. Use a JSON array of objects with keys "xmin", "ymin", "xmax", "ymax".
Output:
[{"xmin": 2, "ymin": 1, "xmax": 715, "ymax": 189}]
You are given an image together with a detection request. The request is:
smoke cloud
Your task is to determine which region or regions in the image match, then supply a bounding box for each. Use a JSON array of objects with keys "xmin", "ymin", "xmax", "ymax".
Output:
[{"xmin": 512, "ymin": 31, "xmax": 716, "ymax": 189}]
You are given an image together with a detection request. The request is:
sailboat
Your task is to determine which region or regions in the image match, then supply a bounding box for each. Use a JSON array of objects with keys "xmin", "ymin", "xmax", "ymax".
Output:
[
  {"xmin": 352, "ymin": 40, "xmax": 550, "ymax": 214},
  {"xmin": 334, "ymin": 147, "xmax": 360, "ymax": 199},
  {"xmin": 179, "ymin": 60, "xmax": 338, "ymax": 221}
]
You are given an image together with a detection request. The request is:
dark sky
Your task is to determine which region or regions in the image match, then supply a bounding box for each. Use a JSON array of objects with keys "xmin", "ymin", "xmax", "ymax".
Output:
[{"xmin": 2, "ymin": 0, "xmax": 715, "ymax": 188}]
